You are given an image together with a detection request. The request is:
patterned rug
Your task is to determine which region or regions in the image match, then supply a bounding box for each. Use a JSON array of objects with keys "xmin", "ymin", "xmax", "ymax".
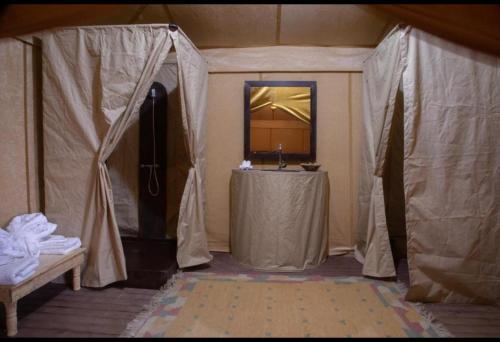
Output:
[{"xmin": 122, "ymin": 272, "xmax": 452, "ymax": 338}]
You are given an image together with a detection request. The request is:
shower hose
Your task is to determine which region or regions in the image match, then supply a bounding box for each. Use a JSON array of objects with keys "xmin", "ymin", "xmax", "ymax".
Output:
[{"xmin": 147, "ymin": 92, "xmax": 160, "ymax": 197}]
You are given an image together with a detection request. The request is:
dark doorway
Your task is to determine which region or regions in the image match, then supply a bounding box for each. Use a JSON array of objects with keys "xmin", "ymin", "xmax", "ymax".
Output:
[
  {"xmin": 138, "ymin": 82, "xmax": 168, "ymax": 239},
  {"xmin": 383, "ymin": 85, "xmax": 407, "ymax": 267},
  {"xmin": 119, "ymin": 81, "xmax": 178, "ymax": 289}
]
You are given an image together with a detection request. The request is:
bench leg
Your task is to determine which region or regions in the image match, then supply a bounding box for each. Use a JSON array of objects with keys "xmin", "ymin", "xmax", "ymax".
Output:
[
  {"xmin": 72, "ymin": 265, "xmax": 81, "ymax": 291},
  {"xmin": 5, "ymin": 301, "xmax": 17, "ymax": 337}
]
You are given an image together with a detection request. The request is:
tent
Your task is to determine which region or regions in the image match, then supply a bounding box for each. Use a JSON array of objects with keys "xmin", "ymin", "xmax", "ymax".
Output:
[
  {"xmin": 356, "ymin": 25, "xmax": 500, "ymax": 303},
  {"xmin": 42, "ymin": 24, "xmax": 212, "ymax": 287}
]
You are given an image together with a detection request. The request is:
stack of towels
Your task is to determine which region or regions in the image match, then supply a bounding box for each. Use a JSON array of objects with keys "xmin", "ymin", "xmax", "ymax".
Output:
[
  {"xmin": 239, "ymin": 160, "xmax": 253, "ymax": 170},
  {"xmin": 0, "ymin": 213, "xmax": 81, "ymax": 285}
]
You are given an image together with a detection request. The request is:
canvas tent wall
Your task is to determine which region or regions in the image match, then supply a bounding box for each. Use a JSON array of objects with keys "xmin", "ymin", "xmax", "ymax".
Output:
[
  {"xmin": 356, "ymin": 25, "xmax": 500, "ymax": 303},
  {"xmin": 42, "ymin": 24, "xmax": 212, "ymax": 288}
]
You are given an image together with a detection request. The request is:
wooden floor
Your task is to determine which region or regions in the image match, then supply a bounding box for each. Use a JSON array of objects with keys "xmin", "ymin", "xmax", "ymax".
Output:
[{"xmin": 1, "ymin": 252, "xmax": 499, "ymax": 337}]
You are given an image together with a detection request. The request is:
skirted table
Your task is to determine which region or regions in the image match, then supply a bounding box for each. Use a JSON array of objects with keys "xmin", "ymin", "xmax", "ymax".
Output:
[{"xmin": 230, "ymin": 169, "xmax": 329, "ymax": 271}]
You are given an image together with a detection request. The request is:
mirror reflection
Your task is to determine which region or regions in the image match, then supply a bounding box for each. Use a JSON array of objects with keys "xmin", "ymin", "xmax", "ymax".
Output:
[
  {"xmin": 244, "ymin": 81, "xmax": 316, "ymax": 162},
  {"xmin": 250, "ymin": 86, "xmax": 311, "ymax": 154}
]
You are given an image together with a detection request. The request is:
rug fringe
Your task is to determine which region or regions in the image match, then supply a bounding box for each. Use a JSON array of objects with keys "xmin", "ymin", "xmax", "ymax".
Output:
[
  {"xmin": 395, "ymin": 282, "xmax": 453, "ymax": 337},
  {"xmin": 412, "ymin": 302, "xmax": 453, "ymax": 337},
  {"xmin": 120, "ymin": 270, "xmax": 184, "ymax": 338}
]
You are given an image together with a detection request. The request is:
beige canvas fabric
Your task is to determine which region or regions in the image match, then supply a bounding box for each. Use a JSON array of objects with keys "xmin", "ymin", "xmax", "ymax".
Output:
[
  {"xmin": 107, "ymin": 119, "xmax": 140, "ymax": 236},
  {"xmin": 402, "ymin": 28, "xmax": 500, "ymax": 303},
  {"xmin": 107, "ymin": 62, "xmax": 189, "ymax": 239},
  {"xmin": 355, "ymin": 26, "xmax": 409, "ymax": 278},
  {"xmin": 107, "ymin": 34, "xmax": 214, "ymax": 269},
  {"xmin": 193, "ymin": 46, "xmax": 373, "ymax": 72},
  {"xmin": 171, "ymin": 31, "xmax": 213, "ymax": 268},
  {"xmin": 358, "ymin": 25, "xmax": 500, "ymax": 303},
  {"xmin": 155, "ymin": 63, "xmax": 191, "ymax": 240},
  {"xmin": 43, "ymin": 25, "xmax": 172, "ymax": 287},
  {"xmin": 43, "ymin": 25, "xmax": 211, "ymax": 287},
  {"xmin": 230, "ymin": 170, "xmax": 329, "ymax": 271}
]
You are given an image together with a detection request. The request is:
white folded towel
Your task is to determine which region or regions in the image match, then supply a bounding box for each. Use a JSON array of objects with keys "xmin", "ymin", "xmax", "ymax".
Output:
[
  {"xmin": 0, "ymin": 228, "xmax": 40, "ymax": 260},
  {"xmin": 6, "ymin": 212, "xmax": 47, "ymax": 232},
  {"xmin": 39, "ymin": 234, "xmax": 66, "ymax": 246},
  {"xmin": 6, "ymin": 213, "xmax": 57, "ymax": 241},
  {"xmin": 0, "ymin": 229, "xmax": 24, "ymax": 259},
  {"xmin": 40, "ymin": 236, "xmax": 81, "ymax": 255},
  {"xmin": 239, "ymin": 160, "xmax": 253, "ymax": 170},
  {"xmin": 13, "ymin": 234, "xmax": 40, "ymax": 258},
  {"xmin": 0, "ymin": 256, "xmax": 39, "ymax": 285},
  {"xmin": 0, "ymin": 213, "xmax": 81, "ymax": 284}
]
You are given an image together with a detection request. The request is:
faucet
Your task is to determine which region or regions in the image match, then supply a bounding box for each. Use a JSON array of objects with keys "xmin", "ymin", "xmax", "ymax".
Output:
[{"xmin": 277, "ymin": 144, "xmax": 287, "ymax": 170}]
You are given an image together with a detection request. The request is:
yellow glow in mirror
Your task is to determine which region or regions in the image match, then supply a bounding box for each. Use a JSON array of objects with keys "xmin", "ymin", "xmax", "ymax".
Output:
[
  {"xmin": 250, "ymin": 86, "xmax": 311, "ymax": 124},
  {"xmin": 250, "ymin": 86, "xmax": 311, "ymax": 154}
]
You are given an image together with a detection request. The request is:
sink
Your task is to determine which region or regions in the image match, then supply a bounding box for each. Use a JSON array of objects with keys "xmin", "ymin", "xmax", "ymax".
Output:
[{"xmin": 259, "ymin": 169, "xmax": 301, "ymax": 172}]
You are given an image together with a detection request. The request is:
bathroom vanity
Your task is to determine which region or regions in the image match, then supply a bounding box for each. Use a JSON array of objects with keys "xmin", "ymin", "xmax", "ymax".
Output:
[{"xmin": 230, "ymin": 169, "xmax": 329, "ymax": 271}]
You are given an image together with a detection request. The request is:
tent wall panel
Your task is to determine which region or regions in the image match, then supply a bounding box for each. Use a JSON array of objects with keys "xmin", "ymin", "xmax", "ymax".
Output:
[
  {"xmin": 261, "ymin": 72, "xmax": 351, "ymax": 252},
  {"xmin": 195, "ymin": 46, "xmax": 373, "ymax": 73},
  {"xmin": 205, "ymin": 67, "xmax": 365, "ymax": 254},
  {"xmin": 205, "ymin": 72, "xmax": 260, "ymax": 251},
  {"xmin": 0, "ymin": 38, "xmax": 42, "ymax": 227}
]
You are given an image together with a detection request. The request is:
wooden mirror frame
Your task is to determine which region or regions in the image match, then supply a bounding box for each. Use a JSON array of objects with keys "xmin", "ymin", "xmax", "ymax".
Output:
[{"xmin": 244, "ymin": 80, "xmax": 317, "ymax": 162}]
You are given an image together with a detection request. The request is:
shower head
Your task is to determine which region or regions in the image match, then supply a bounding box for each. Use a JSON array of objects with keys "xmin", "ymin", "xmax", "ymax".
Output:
[{"xmin": 151, "ymin": 88, "xmax": 156, "ymax": 98}]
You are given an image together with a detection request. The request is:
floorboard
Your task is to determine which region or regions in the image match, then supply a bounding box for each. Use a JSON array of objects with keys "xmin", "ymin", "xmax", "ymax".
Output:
[{"xmin": 0, "ymin": 252, "xmax": 498, "ymax": 337}]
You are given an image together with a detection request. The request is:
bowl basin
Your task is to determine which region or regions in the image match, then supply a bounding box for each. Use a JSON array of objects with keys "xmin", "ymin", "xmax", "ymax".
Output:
[{"xmin": 300, "ymin": 164, "xmax": 321, "ymax": 171}]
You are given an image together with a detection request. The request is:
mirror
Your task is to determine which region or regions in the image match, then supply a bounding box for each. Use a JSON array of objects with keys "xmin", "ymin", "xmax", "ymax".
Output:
[{"xmin": 244, "ymin": 80, "xmax": 317, "ymax": 162}]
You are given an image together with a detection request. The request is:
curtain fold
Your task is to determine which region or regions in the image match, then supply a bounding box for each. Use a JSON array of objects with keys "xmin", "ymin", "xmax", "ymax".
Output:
[
  {"xmin": 358, "ymin": 24, "xmax": 500, "ymax": 303},
  {"xmin": 43, "ymin": 25, "xmax": 172, "ymax": 287},
  {"xmin": 402, "ymin": 28, "xmax": 500, "ymax": 303},
  {"xmin": 172, "ymin": 30, "xmax": 213, "ymax": 268},
  {"xmin": 355, "ymin": 25, "xmax": 409, "ymax": 278}
]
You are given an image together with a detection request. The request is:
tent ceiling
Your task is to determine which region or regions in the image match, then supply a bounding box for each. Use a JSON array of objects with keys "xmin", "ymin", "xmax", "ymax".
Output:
[
  {"xmin": 166, "ymin": 5, "xmax": 279, "ymax": 48},
  {"xmin": 5, "ymin": 4, "xmax": 497, "ymax": 56},
  {"xmin": 2, "ymin": 4, "xmax": 396, "ymax": 49},
  {"xmin": 279, "ymin": 5, "xmax": 393, "ymax": 47},
  {"xmin": 147, "ymin": 5, "xmax": 395, "ymax": 48}
]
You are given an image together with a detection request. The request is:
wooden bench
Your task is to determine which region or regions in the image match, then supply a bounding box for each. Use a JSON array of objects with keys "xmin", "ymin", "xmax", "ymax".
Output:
[{"xmin": 0, "ymin": 247, "xmax": 85, "ymax": 337}]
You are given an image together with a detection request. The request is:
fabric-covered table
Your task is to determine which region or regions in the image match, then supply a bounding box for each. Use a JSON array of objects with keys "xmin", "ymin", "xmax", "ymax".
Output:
[{"xmin": 230, "ymin": 169, "xmax": 329, "ymax": 271}]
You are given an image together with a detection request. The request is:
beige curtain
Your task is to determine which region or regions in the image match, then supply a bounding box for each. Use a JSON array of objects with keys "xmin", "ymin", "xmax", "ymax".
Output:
[
  {"xmin": 172, "ymin": 31, "xmax": 213, "ymax": 268},
  {"xmin": 43, "ymin": 25, "xmax": 177, "ymax": 287},
  {"xmin": 402, "ymin": 28, "xmax": 500, "ymax": 303},
  {"xmin": 107, "ymin": 62, "xmax": 188, "ymax": 239},
  {"xmin": 355, "ymin": 25, "xmax": 409, "ymax": 278},
  {"xmin": 107, "ymin": 119, "xmax": 140, "ymax": 236},
  {"xmin": 359, "ymin": 25, "xmax": 500, "ymax": 303}
]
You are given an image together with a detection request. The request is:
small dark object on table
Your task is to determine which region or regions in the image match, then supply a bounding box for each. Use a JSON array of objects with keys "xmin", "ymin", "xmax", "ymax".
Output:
[{"xmin": 300, "ymin": 163, "xmax": 321, "ymax": 171}]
